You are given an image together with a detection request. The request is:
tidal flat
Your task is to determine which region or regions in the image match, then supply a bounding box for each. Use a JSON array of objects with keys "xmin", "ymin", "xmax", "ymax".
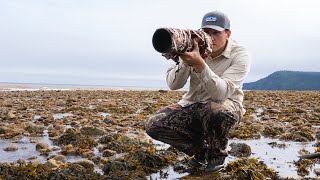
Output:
[{"xmin": 0, "ymin": 90, "xmax": 319, "ymax": 179}]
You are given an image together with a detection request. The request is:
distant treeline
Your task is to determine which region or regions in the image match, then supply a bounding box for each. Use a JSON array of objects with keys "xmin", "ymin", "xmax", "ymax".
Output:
[{"xmin": 243, "ymin": 71, "xmax": 320, "ymax": 90}]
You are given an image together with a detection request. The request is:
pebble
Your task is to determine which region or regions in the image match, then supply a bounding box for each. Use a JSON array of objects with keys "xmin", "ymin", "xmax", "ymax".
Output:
[
  {"xmin": 229, "ymin": 142, "xmax": 251, "ymax": 157},
  {"xmin": 3, "ymin": 144, "xmax": 18, "ymax": 151},
  {"xmin": 45, "ymin": 159, "xmax": 60, "ymax": 169},
  {"xmin": 17, "ymin": 159, "xmax": 26, "ymax": 164},
  {"xmin": 52, "ymin": 154, "xmax": 66, "ymax": 163},
  {"xmin": 74, "ymin": 160, "xmax": 95, "ymax": 169},
  {"xmin": 102, "ymin": 149, "xmax": 117, "ymax": 157},
  {"xmin": 35, "ymin": 142, "xmax": 49, "ymax": 151}
]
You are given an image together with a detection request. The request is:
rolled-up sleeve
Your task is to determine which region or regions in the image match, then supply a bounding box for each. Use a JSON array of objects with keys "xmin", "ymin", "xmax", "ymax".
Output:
[
  {"xmin": 195, "ymin": 52, "xmax": 251, "ymax": 101},
  {"xmin": 166, "ymin": 58, "xmax": 191, "ymax": 90}
]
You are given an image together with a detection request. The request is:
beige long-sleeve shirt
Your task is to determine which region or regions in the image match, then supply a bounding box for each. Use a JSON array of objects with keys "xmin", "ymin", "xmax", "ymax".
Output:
[{"xmin": 166, "ymin": 39, "xmax": 251, "ymax": 116}]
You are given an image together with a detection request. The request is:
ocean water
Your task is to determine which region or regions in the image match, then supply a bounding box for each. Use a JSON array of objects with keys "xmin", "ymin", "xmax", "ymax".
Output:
[{"xmin": 0, "ymin": 80, "xmax": 188, "ymax": 91}]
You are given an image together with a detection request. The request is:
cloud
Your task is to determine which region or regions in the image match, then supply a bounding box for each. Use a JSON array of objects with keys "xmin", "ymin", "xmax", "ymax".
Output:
[{"xmin": 0, "ymin": 0, "xmax": 319, "ymax": 85}]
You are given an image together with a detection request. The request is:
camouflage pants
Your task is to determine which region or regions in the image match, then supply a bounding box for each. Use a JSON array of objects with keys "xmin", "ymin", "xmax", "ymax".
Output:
[{"xmin": 145, "ymin": 99, "xmax": 241, "ymax": 166}]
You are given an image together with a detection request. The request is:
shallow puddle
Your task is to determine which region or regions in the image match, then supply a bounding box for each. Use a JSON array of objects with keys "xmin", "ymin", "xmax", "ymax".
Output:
[
  {"xmin": 227, "ymin": 138, "xmax": 318, "ymax": 178},
  {"xmin": 99, "ymin": 112, "xmax": 111, "ymax": 118},
  {"xmin": 0, "ymin": 138, "xmax": 45, "ymax": 163},
  {"xmin": 87, "ymin": 105, "xmax": 96, "ymax": 109},
  {"xmin": 148, "ymin": 165, "xmax": 189, "ymax": 180},
  {"xmin": 53, "ymin": 113, "xmax": 74, "ymax": 120},
  {"xmin": 152, "ymin": 138, "xmax": 171, "ymax": 150},
  {"xmin": 146, "ymin": 134, "xmax": 319, "ymax": 179},
  {"xmin": 0, "ymin": 131, "xmax": 58, "ymax": 163},
  {"xmin": 0, "ymin": 125, "xmax": 317, "ymax": 178},
  {"xmin": 32, "ymin": 115, "xmax": 41, "ymax": 122},
  {"xmin": 252, "ymin": 107, "xmax": 263, "ymax": 120},
  {"xmin": 0, "ymin": 129, "xmax": 103, "ymax": 173},
  {"xmin": 55, "ymin": 106, "xmax": 66, "ymax": 111}
]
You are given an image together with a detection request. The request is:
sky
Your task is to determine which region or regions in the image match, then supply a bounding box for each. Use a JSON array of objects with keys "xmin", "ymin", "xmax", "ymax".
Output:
[{"xmin": 0, "ymin": 0, "xmax": 319, "ymax": 88}]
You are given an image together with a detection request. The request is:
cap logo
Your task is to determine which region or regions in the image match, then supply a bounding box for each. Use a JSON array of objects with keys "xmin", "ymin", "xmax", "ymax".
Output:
[{"xmin": 205, "ymin": 16, "xmax": 217, "ymax": 22}]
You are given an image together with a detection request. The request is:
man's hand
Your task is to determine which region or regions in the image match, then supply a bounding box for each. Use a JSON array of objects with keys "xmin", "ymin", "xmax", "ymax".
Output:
[{"xmin": 179, "ymin": 39, "xmax": 206, "ymax": 73}]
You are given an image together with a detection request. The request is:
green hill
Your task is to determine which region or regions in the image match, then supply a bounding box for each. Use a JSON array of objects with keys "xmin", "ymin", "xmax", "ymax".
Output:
[{"xmin": 243, "ymin": 71, "xmax": 320, "ymax": 90}]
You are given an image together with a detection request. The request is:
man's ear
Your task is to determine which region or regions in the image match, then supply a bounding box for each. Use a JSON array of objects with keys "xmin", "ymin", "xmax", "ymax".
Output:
[{"xmin": 226, "ymin": 30, "xmax": 231, "ymax": 38}]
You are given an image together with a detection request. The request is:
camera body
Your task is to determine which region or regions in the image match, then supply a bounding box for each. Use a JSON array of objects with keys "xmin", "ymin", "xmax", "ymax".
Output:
[{"xmin": 152, "ymin": 28, "xmax": 213, "ymax": 62}]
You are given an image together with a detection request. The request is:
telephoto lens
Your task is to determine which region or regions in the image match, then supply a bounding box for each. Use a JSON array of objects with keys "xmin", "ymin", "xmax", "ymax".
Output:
[{"xmin": 152, "ymin": 28, "xmax": 213, "ymax": 62}]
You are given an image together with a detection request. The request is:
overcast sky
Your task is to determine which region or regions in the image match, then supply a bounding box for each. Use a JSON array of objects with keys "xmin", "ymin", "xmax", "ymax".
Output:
[{"xmin": 0, "ymin": 0, "xmax": 319, "ymax": 87}]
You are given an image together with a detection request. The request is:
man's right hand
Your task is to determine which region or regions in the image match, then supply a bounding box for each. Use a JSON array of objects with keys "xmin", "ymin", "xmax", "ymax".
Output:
[{"xmin": 179, "ymin": 39, "xmax": 206, "ymax": 73}]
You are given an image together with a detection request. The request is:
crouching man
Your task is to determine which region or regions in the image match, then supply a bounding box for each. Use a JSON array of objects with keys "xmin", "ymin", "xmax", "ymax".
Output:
[{"xmin": 146, "ymin": 11, "xmax": 251, "ymax": 171}]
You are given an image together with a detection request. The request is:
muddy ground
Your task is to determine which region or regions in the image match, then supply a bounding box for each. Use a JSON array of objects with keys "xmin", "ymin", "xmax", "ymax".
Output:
[{"xmin": 0, "ymin": 90, "xmax": 319, "ymax": 179}]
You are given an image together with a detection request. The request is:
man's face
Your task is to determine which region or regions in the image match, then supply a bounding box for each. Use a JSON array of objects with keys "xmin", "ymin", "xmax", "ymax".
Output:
[{"xmin": 202, "ymin": 28, "xmax": 231, "ymax": 56}]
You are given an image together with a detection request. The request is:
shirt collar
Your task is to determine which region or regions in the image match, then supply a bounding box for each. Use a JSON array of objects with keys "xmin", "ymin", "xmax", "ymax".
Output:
[
  {"xmin": 209, "ymin": 39, "xmax": 232, "ymax": 60},
  {"xmin": 221, "ymin": 39, "xmax": 232, "ymax": 59}
]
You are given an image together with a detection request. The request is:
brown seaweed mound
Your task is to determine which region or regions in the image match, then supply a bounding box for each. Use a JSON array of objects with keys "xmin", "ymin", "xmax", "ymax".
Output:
[
  {"xmin": 225, "ymin": 158, "xmax": 279, "ymax": 179},
  {"xmin": 54, "ymin": 128, "xmax": 96, "ymax": 154},
  {"xmin": 0, "ymin": 162, "xmax": 103, "ymax": 179}
]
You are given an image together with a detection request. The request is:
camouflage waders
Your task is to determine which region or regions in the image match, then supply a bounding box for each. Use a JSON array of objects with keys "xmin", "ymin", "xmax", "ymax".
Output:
[{"xmin": 145, "ymin": 99, "xmax": 241, "ymax": 166}]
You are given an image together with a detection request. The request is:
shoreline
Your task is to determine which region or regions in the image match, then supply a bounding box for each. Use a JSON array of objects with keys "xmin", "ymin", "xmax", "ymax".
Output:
[{"xmin": 0, "ymin": 82, "xmax": 172, "ymax": 91}]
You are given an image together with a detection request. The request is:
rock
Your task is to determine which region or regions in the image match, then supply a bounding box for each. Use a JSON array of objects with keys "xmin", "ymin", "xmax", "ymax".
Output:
[
  {"xmin": 25, "ymin": 123, "xmax": 46, "ymax": 134},
  {"xmin": 103, "ymin": 116, "xmax": 117, "ymax": 125},
  {"xmin": 263, "ymin": 126, "xmax": 285, "ymax": 138},
  {"xmin": 52, "ymin": 147, "xmax": 60, "ymax": 151},
  {"xmin": 91, "ymin": 156, "xmax": 102, "ymax": 164},
  {"xmin": 97, "ymin": 144, "xmax": 106, "ymax": 152},
  {"xmin": 61, "ymin": 144, "xmax": 76, "ymax": 155},
  {"xmin": 52, "ymin": 155, "xmax": 66, "ymax": 163},
  {"xmin": 92, "ymin": 119, "xmax": 101, "ymax": 124},
  {"xmin": 0, "ymin": 126, "xmax": 9, "ymax": 134},
  {"xmin": 29, "ymin": 138, "xmax": 39, "ymax": 143},
  {"xmin": 315, "ymin": 141, "xmax": 320, "ymax": 147},
  {"xmin": 80, "ymin": 126, "xmax": 105, "ymax": 136},
  {"xmin": 74, "ymin": 160, "xmax": 94, "ymax": 170},
  {"xmin": 27, "ymin": 156, "xmax": 38, "ymax": 160},
  {"xmin": 98, "ymin": 133, "xmax": 119, "ymax": 144},
  {"xmin": 35, "ymin": 142, "xmax": 49, "ymax": 151},
  {"xmin": 158, "ymin": 90, "xmax": 168, "ymax": 93},
  {"xmin": 81, "ymin": 150, "xmax": 94, "ymax": 158},
  {"xmin": 291, "ymin": 116, "xmax": 301, "ymax": 120},
  {"xmin": 70, "ymin": 121, "xmax": 79, "ymax": 126},
  {"xmin": 45, "ymin": 159, "xmax": 59, "ymax": 169},
  {"xmin": 294, "ymin": 108, "xmax": 307, "ymax": 113},
  {"xmin": 261, "ymin": 115, "xmax": 270, "ymax": 121},
  {"xmin": 3, "ymin": 144, "xmax": 18, "ymax": 151},
  {"xmin": 55, "ymin": 128, "xmax": 96, "ymax": 150},
  {"xmin": 141, "ymin": 100, "xmax": 157, "ymax": 105},
  {"xmin": 267, "ymin": 142, "xmax": 287, "ymax": 148},
  {"xmin": 314, "ymin": 168, "xmax": 320, "ymax": 176},
  {"xmin": 7, "ymin": 111, "xmax": 16, "ymax": 119},
  {"xmin": 266, "ymin": 108, "xmax": 281, "ymax": 114},
  {"xmin": 102, "ymin": 149, "xmax": 117, "ymax": 157},
  {"xmin": 63, "ymin": 144, "xmax": 74, "ymax": 151},
  {"xmin": 103, "ymin": 160, "xmax": 129, "ymax": 174},
  {"xmin": 292, "ymin": 118, "xmax": 306, "ymax": 126},
  {"xmin": 229, "ymin": 142, "xmax": 251, "ymax": 157},
  {"xmin": 101, "ymin": 101, "xmax": 117, "ymax": 107},
  {"xmin": 54, "ymin": 124, "xmax": 65, "ymax": 131},
  {"xmin": 125, "ymin": 146, "xmax": 170, "ymax": 169},
  {"xmin": 17, "ymin": 159, "xmax": 26, "ymax": 165}
]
